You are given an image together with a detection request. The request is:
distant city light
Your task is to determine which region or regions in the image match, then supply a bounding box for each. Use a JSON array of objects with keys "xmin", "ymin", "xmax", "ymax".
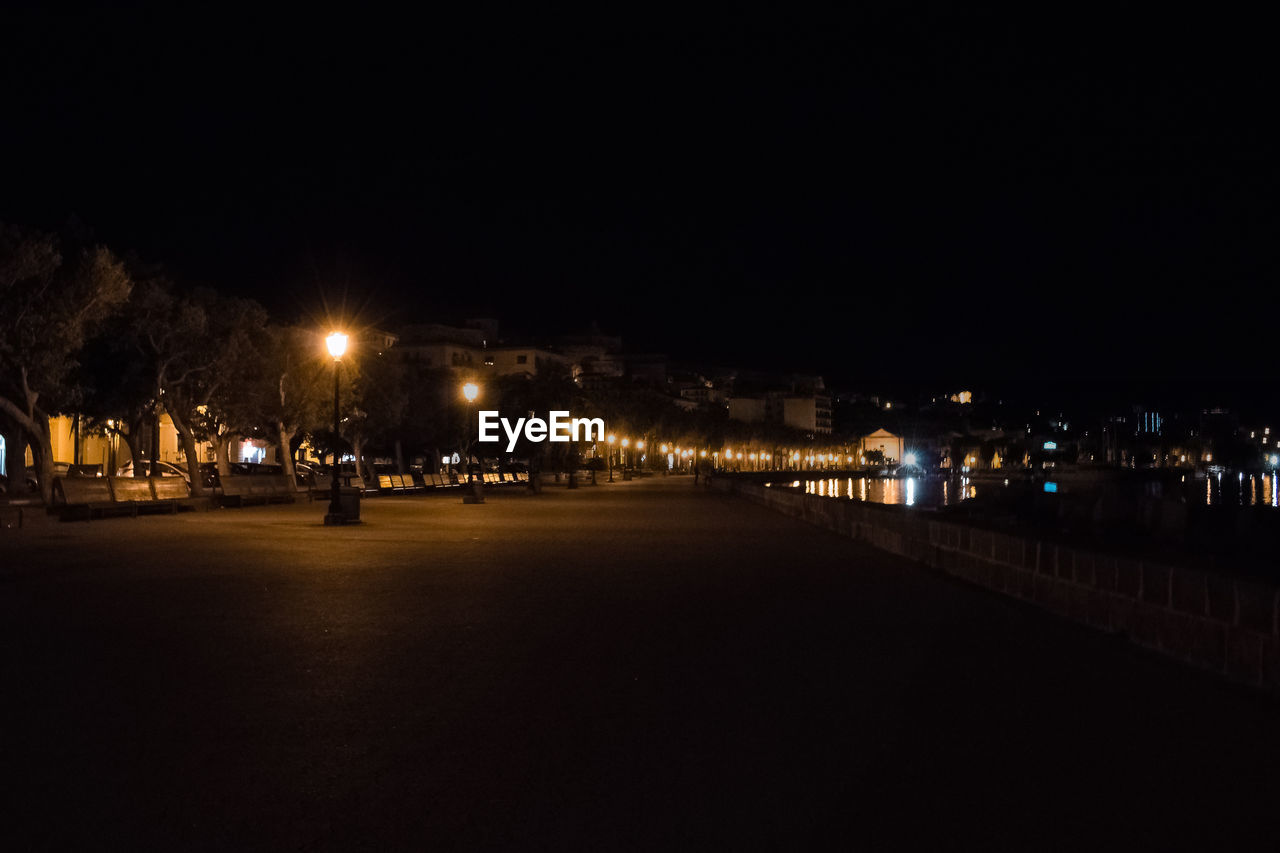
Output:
[
  {"xmin": 903, "ymin": 452, "xmax": 918, "ymax": 466},
  {"xmin": 1044, "ymin": 482, "xmax": 1058, "ymax": 493},
  {"xmin": 1043, "ymin": 440, "xmax": 1058, "ymax": 450}
]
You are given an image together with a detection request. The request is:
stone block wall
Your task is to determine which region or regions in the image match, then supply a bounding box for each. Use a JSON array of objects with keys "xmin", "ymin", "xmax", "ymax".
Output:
[{"xmin": 715, "ymin": 479, "xmax": 1280, "ymax": 692}]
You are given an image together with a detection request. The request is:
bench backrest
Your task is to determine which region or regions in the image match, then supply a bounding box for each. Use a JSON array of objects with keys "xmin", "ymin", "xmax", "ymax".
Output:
[
  {"xmin": 151, "ymin": 478, "xmax": 191, "ymax": 500},
  {"xmin": 221, "ymin": 475, "xmax": 251, "ymax": 496},
  {"xmin": 54, "ymin": 477, "xmax": 113, "ymax": 505},
  {"xmin": 378, "ymin": 474, "xmax": 394, "ymax": 491},
  {"xmin": 109, "ymin": 477, "xmax": 154, "ymax": 503},
  {"xmin": 221, "ymin": 474, "xmax": 290, "ymax": 496},
  {"xmin": 261, "ymin": 474, "xmax": 292, "ymax": 495}
]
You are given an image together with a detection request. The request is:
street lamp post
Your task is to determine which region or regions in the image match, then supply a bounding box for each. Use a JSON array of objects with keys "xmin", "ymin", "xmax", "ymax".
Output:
[
  {"xmin": 324, "ymin": 331, "xmax": 350, "ymax": 525},
  {"xmin": 462, "ymin": 382, "xmax": 484, "ymax": 504},
  {"xmin": 607, "ymin": 434, "xmax": 615, "ymax": 482}
]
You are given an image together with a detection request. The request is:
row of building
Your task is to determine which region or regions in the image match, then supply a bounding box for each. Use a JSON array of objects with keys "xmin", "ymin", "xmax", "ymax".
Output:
[
  {"xmin": 393, "ymin": 319, "xmax": 838, "ymax": 435},
  {"xmin": 2, "ymin": 318, "xmax": 846, "ymax": 477}
]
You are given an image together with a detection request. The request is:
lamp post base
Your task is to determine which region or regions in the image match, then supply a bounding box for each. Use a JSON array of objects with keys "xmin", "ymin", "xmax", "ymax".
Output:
[
  {"xmin": 325, "ymin": 483, "xmax": 361, "ymax": 525},
  {"xmin": 324, "ymin": 513, "xmax": 362, "ymax": 526}
]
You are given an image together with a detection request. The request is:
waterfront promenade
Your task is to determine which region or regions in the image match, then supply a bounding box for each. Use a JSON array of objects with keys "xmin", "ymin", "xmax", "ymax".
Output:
[{"xmin": 2, "ymin": 478, "xmax": 1277, "ymax": 849}]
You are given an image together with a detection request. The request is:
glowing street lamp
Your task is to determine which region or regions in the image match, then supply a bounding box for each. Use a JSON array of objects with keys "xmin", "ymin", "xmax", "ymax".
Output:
[
  {"xmin": 324, "ymin": 331, "xmax": 352, "ymax": 525},
  {"xmin": 461, "ymin": 381, "xmax": 484, "ymax": 502}
]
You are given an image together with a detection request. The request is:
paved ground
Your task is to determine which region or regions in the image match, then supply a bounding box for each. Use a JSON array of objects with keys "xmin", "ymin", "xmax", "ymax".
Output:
[{"xmin": 2, "ymin": 477, "xmax": 1278, "ymax": 850}]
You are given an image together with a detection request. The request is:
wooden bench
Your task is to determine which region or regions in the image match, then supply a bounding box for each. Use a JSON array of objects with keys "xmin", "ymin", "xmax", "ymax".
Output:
[
  {"xmin": 127, "ymin": 477, "xmax": 191, "ymax": 513},
  {"xmin": 311, "ymin": 473, "xmax": 331, "ymax": 501},
  {"xmin": 220, "ymin": 474, "xmax": 297, "ymax": 507},
  {"xmin": 150, "ymin": 477, "xmax": 193, "ymax": 504},
  {"xmin": 109, "ymin": 476, "xmax": 155, "ymax": 503},
  {"xmin": 53, "ymin": 477, "xmax": 127, "ymax": 520},
  {"xmin": 310, "ymin": 473, "xmax": 368, "ymax": 501},
  {"xmin": 54, "ymin": 476, "xmax": 192, "ymax": 520},
  {"xmin": 376, "ymin": 474, "xmax": 421, "ymax": 494}
]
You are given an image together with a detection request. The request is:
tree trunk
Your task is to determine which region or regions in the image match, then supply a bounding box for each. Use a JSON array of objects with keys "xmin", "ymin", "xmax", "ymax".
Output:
[
  {"xmin": 352, "ymin": 437, "xmax": 368, "ymax": 485},
  {"xmin": 180, "ymin": 430, "xmax": 204, "ymax": 495},
  {"xmin": 394, "ymin": 439, "xmax": 405, "ymax": 476},
  {"xmin": 31, "ymin": 422, "xmax": 55, "ymax": 505},
  {"xmin": 214, "ymin": 430, "xmax": 236, "ymax": 484},
  {"xmin": 275, "ymin": 422, "xmax": 296, "ymax": 481},
  {"xmin": 166, "ymin": 406, "xmax": 206, "ymax": 497},
  {"xmin": 150, "ymin": 402, "xmax": 162, "ymax": 471},
  {"xmin": 0, "ymin": 393, "xmax": 55, "ymax": 503},
  {"xmin": 122, "ymin": 429, "xmax": 146, "ymax": 476}
]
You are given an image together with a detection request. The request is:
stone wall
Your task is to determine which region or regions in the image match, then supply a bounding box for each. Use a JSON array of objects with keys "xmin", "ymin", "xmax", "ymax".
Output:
[{"xmin": 714, "ymin": 478, "xmax": 1280, "ymax": 692}]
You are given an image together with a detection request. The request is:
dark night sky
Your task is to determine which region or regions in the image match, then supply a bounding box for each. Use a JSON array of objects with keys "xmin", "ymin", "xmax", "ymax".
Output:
[{"xmin": 3, "ymin": 7, "xmax": 1278, "ymax": 401}]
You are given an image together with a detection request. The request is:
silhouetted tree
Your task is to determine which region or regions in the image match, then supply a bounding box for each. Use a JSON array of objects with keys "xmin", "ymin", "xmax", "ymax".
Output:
[{"xmin": 0, "ymin": 223, "xmax": 130, "ymax": 501}]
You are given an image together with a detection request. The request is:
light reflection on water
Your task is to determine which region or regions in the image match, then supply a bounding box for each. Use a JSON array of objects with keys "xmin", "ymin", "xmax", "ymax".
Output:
[
  {"xmin": 796, "ymin": 476, "xmax": 974, "ymax": 507},
  {"xmin": 783, "ymin": 472, "xmax": 1279, "ymax": 509},
  {"xmin": 1214, "ymin": 472, "xmax": 1278, "ymax": 508}
]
